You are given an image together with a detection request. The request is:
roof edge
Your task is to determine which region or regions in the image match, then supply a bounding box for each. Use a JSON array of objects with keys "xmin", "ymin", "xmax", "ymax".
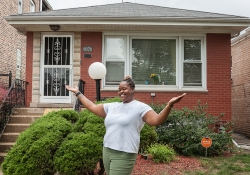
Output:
[{"xmin": 4, "ymin": 16, "xmax": 250, "ymax": 24}]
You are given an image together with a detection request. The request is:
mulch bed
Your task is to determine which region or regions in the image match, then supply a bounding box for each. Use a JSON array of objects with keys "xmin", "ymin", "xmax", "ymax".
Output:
[{"xmin": 131, "ymin": 155, "xmax": 204, "ymax": 175}]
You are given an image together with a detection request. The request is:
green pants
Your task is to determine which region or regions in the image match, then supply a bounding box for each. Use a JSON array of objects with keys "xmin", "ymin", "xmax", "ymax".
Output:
[{"xmin": 103, "ymin": 147, "xmax": 137, "ymax": 175}]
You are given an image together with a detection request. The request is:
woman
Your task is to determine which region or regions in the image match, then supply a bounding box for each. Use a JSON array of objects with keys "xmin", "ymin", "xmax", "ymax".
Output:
[{"xmin": 66, "ymin": 76, "xmax": 186, "ymax": 175}]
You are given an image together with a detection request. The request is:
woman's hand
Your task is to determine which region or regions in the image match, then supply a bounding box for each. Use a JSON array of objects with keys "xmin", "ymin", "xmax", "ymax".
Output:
[
  {"xmin": 65, "ymin": 85, "xmax": 79, "ymax": 94},
  {"xmin": 168, "ymin": 93, "xmax": 186, "ymax": 107}
]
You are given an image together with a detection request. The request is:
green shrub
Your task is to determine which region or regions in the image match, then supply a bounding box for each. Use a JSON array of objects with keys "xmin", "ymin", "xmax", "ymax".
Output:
[
  {"xmin": 149, "ymin": 102, "xmax": 166, "ymax": 114},
  {"xmin": 2, "ymin": 113, "xmax": 73, "ymax": 175},
  {"xmin": 54, "ymin": 132, "xmax": 103, "ymax": 175},
  {"xmin": 156, "ymin": 101, "xmax": 233, "ymax": 156},
  {"xmin": 102, "ymin": 97, "xmax": 121, "ymax": 103},
  {"xmin": 139, "ymin": 124, "xmax": 157, "ymax": 153},
  {"xmin": 75, "ymin": 109, "xmax": 105, "ymax": 137},
  {"xmin": 146, "ymin": 143, "xmax": 176, "ymax": 163}
]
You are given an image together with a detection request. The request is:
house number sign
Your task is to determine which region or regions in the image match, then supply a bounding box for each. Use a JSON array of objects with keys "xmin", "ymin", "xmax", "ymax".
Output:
[{"xmin": 83, "ymin": 46, "xmax": 93, "ymax": 52}]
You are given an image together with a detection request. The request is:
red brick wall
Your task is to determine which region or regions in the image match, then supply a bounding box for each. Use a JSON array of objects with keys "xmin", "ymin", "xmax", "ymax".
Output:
[
  {"xmin": 25, "ymin": 32, "xmax": 33, "ymax": 107},
  {"xmin": 206, "ymin": 34, "xmax": 232, "ymax": 121},
  {"xmin": 80, "ymin": 32, "xmax": 232, "ymax": 121},
  {"xmin": 231, "ymin": 34, "xmax": 250, "ymax": 138},
  {"xmin": 81, "ymin": 32, "xmax": 103, "ymax": 101}
]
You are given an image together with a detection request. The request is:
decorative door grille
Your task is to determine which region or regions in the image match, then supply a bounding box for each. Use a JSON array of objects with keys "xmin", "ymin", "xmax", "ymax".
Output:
[{"xmin": 42, "ymin": 36, "xmax": 71, "ymax": 101}]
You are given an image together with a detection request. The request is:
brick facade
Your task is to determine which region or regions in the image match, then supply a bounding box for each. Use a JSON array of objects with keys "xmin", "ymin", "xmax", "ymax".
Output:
[
  {"xmin": 0, "ymin": 0, "xmax": 52, "ymax": 102},
  {"xmin": 231, "ymin": 30, "xmax": 250, "ymax": 138},
  {"xmin": 24, "ymin": 31, "xmax": 232, "ymax": 121},
  {"xmin": 26, "ymin": 32, "xmax": 33, "ymax": 107},
  {"xmin": 79, "ymin": 32, "xmax": 232, "ymax": 121},
  {"xmin": 0, "ymin": 0, "xmax": 44, "ymax": 85}
]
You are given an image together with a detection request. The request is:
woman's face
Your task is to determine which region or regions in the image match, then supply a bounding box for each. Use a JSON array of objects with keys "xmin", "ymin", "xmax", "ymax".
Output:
[{"xmin": 118, "ymin": 81, "xmax": 134, "ymax": 103}]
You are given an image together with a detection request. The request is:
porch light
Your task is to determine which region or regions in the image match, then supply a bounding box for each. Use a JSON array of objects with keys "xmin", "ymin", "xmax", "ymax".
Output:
[
  {"xmin": 49, "ymin": 25, "xmax": 61, "ymax": 32},
  {"xmin": 88, "ymin": 62, "xmax": 107, "ymax": 101}
]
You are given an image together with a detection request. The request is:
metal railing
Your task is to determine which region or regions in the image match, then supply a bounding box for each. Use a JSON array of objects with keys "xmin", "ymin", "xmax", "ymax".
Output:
[
  {"xmin": 73, "ymin": 79, "xmax": 85, "ymax": 112},
  {"xmin": 0, "ymin": 78, "xmax": 28, "ymax": 137},
  {"xmin": 0, "ymin": 71, "xmax": 12, "ymax": 88}
]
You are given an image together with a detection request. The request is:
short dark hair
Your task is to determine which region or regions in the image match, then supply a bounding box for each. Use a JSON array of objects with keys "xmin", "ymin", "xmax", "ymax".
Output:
[{"xmin": 122, "ymin": 76, "xmax": 135, "ymax": 89}]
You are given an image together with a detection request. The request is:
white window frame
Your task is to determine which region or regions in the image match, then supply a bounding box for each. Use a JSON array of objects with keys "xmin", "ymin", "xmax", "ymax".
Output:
[
  {"xmin": 180, "ymin": 36, "xmax": 207, "ymax": 91},
  {"xmin": 30, "ymin": 0, "xmax": 35, "ymax": 12},
  {"xmin": 18, "ymin": 0, "xmax": 22, "ymax": 14},
  {"xmin": 102, "ymin": 33, "xmax": 207, "ymax": 92},
  {"xmin": 103, "ymin": 35, "xmax": 127, "ymax": 86}
]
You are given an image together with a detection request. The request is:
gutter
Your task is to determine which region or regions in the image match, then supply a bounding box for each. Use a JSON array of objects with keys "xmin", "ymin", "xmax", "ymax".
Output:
[{"xmin": 4, "ymin": 16, "xmax": 250, "ymax": 27}]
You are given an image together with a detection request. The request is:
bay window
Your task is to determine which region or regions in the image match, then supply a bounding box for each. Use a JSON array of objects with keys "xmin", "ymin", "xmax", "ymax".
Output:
[{"xmin": 103, "ymin": 34, "xmax": 206, "ymax": 91}]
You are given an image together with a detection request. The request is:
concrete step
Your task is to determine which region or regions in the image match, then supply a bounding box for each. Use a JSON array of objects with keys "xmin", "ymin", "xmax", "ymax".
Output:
[
  {"xmin": 8, "ymin": 115, "xmax": 41, "ymax": 124},
  {"xmin": 0, "ymin": 152, "xmax": 7, "ymax": 164},
  {"xmin": 12, "ymin": 108, "xmax": 45, "ymax": 115},
  {"xmin": 0, "ymin": 142, "xmax": 15, "ymax": 153},
  {"xmin": 0, "ymin": 133, "xmax": 19, "ymax": 142},
  {"xmin": 0, "ymin": 142, "xmax": 15, "ymax": 152},
  {"xmin": 4, "ymin": 124, "xmax": 30, "ymax": 133}
]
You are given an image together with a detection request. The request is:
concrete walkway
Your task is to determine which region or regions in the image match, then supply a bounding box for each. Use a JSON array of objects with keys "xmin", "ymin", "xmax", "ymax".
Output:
[{"xmin": 232, "ymin": 133, "xmax": 250, "ymax": 153}]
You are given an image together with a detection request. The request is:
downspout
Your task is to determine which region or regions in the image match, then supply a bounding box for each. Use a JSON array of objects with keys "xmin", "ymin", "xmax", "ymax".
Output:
[{"xmin": 232, "ymin": 139, "xmax": 240, "ymax": 148}]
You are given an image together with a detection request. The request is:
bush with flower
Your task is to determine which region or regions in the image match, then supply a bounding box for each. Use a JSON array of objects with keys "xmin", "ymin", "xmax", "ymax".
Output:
[{"xmin": 150, "ymin": 74, "xmax": 161, "ymax": 83}]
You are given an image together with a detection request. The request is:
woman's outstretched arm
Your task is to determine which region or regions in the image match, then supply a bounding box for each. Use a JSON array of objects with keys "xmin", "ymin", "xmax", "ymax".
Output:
[
  {"xmin": 143, "ymin": 93, "xmax": 186, "ymax": 126},
  {"xmin": 66, "ymin": 85, "xmax": 106, "ymax": 118}
]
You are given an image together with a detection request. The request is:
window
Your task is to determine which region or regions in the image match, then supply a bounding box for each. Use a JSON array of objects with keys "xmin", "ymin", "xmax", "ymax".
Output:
[
  {"xmin": 18, "ymin": 0, "xmax": 22, "ymax": 14},
  {"xmin": 104, "ymin": 36, "xmax": 126, "ymax": 85},
  {"xmin": 103, "ymin": 34, "xmax": 206, "ymax": 91},
  {"xmin": 182, "ymin": 38, "xmax": 203, "ymax": 86},
  {"xmin": 30, "ymin": 0, "xmax": 35, "ymax": 12},
  {"xmin": 132, "ymin": 38, "xmax": 176, "ymax": 85},
  {"xmin": 16, "ymin": 49, "xmax": 22, "ymax": 79}
]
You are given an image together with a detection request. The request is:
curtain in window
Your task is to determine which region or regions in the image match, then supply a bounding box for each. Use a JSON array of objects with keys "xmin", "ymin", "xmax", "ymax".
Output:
[
  {"xmin": 132, "ymin": 39, "xmax": 176, "ymax": 85},
  {"xmin": 105, "ymin": 37, "xmax": 125, "ymax": 85},
  {"xmin": 183, "ymin": 39, "xmax": 202, "ymax": 86}
]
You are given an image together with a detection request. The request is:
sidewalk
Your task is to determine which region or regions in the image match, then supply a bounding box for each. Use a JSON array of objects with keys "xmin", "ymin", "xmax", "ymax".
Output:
[{"xmin": 232, "ymin": 132, "xmax": 250, "ymax": 153}]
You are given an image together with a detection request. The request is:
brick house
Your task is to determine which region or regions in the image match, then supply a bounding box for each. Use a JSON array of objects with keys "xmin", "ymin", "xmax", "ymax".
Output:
[
  {"xmin": 4, "ymin": 2, "xmax": 250, "ymax": 121},
  {"xmin": 0, "ymin": 0, "xmax": 52, "ymax": 92},
  {"xmin": 231, "ymin": 28, "xmax": 250, "ymax": 138}
]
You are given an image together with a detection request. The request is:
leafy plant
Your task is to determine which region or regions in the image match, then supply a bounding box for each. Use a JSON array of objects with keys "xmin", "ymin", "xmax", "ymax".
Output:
[
  {"xmin": 149, "ymin": 102, "xmax": 166, "ymax": 114},
  {"xmin": 156, "ymin": 101, "xmax": 233, "ymax": 156},
  {"xmin": 2, "ymin": 112, "xmax": 74, "ymax": 175},
  {"xmin": 140, "ymin": 124, "xmax": 157, "ymax": 153},
  {"xmin": 146, "ymin": 143, "xmax": 176, "ymax": 163},
  {"xmin": 54, "ymin": 132, "xmax": 103, "ymax": 175}
]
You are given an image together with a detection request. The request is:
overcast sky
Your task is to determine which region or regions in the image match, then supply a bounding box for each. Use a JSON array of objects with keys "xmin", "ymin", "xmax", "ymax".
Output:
[{"xmin": 48, "ymin": 0, "xmax": 250, "ymax": 18}]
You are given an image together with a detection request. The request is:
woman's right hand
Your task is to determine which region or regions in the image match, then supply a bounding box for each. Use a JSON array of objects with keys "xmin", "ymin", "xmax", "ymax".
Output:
[{"xmin": 66, "ymin": 85, "xmax": 79, "ymax": 94}]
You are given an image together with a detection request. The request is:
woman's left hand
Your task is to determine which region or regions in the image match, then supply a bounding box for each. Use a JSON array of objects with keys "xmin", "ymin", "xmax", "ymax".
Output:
[{"xmin": 168, "ymin": 93, "xmax": 186, "ymax": 107}]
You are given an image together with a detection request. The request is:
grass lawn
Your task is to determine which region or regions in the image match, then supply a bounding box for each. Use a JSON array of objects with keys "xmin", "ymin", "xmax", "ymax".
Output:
[{"xmin": 184, "ymin": 151, "xmax": 250, "ymax": 175}]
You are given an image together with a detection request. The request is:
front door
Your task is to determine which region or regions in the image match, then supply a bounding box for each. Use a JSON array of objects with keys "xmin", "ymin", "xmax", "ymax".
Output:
[{"xmin": 40, "ymin": 35, "xmax": 72, "ymax": 103}]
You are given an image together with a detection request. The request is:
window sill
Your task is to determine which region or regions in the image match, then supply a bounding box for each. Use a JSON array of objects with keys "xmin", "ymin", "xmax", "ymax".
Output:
[{"xmin": 102, "ymin": 86, "xmax": 208, "ymax": 93}]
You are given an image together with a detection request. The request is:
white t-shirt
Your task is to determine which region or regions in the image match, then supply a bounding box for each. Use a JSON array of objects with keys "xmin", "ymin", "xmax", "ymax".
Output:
[{"xmin": 103, "ymin": 100, "xmax": 152, "ymax": 153}]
